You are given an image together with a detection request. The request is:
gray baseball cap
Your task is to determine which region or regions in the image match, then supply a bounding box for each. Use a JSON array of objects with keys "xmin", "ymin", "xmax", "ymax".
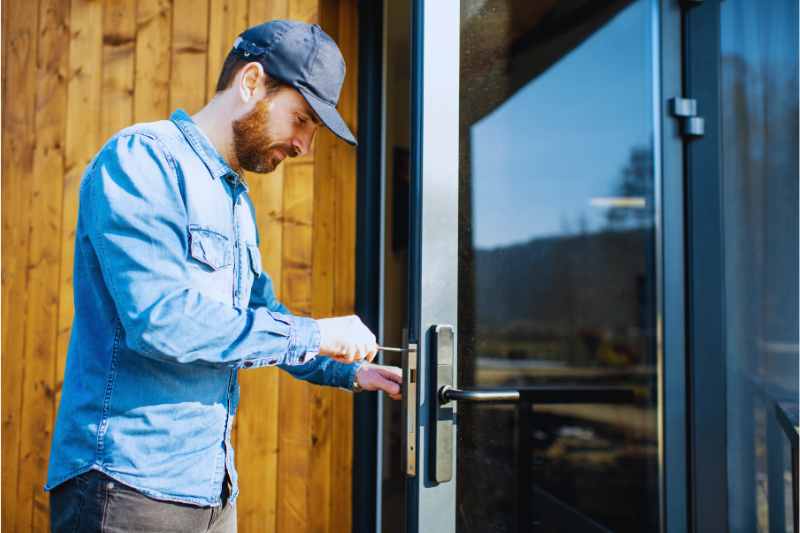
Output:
[{"xmin": 233, "ymin": 20, "xmax": 357, "ymax": 146}]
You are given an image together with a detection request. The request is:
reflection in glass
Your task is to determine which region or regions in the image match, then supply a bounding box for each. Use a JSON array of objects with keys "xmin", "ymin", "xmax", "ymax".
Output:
[
  {"xmin": 458, "ymin": 1, "xmax": 660, "ymax": 531},
  {"xmin": 721, "ymin": 1, "xmax": 799, "ymax": 531}
]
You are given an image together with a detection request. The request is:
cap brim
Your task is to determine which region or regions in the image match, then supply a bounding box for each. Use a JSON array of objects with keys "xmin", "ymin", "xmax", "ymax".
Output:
[{"xmin": 297, "ymin": 87, "xmax": 357, "ymax": 146}]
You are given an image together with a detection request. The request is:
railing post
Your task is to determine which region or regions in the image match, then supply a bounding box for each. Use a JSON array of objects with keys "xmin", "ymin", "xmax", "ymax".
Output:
[{"xmin": 516, "ymin": 399, "xmax": 534, "ymax": 533}]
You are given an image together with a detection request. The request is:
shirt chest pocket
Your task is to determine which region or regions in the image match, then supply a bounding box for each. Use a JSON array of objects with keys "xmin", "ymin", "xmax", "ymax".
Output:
[
  {"xmin": 187, "ymin": 224, "xmax": 234, "ymax": 305},
  {"xmin": 188, "ymin": 225, "xmax": 233, "ymax": 270}
]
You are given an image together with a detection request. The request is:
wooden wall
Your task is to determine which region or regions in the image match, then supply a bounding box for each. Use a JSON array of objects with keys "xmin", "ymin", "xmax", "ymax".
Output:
[{"xmin": 1, "ymin": 0, "xmax": 359, "ymax": 531}]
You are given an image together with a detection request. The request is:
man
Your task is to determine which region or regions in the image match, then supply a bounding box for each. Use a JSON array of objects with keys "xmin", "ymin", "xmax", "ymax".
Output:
[{"xmin": 46, "ymin": 20, "xmax": 401, "ymax": 532}]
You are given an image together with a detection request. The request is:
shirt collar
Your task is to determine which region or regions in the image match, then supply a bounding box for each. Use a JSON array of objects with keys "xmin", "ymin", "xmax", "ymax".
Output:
[{"xmin": 169, "ymin": 109, "xmax": 248, "ymax": 192}]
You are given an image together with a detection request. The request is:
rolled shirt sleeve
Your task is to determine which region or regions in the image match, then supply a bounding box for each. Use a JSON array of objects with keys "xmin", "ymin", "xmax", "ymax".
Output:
[
  {"xmin": 249, "ymin": 269, "xmax": 360, "ymax": 389},
  {"xmin": 85, "ymin": 133, "xmax": 318, "ymax": 368}
]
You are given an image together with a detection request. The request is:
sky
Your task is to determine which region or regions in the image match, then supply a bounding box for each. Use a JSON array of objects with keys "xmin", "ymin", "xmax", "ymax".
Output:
[{"xmin": 469, "ymin": 0, "xmax": 655, "ymax": 249}]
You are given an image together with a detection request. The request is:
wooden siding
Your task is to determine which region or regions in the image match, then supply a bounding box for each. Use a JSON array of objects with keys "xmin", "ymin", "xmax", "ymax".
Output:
[{"xmin": 0, "ymin": 0, "xmax": 359, "ymax": 531}]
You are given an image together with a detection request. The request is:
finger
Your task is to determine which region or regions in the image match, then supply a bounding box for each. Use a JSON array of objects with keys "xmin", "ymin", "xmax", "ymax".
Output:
[
  {"xmin": 379, "ymin": 367, "xmax": 403, "ymax": 383},
  {"xmin": 344, "ymin": 345, "xmax": 356, "ymax": 364},
  {"xmin": 354, "ymin": 343, "xmax": 365, "ymax": 362},
  {"xmin": 365, "ymin": 342, "xmax": 378, "ymax": 362},
  {"xmin": 376, "ymin": 374, "xmax": 401, "ymax": 396}
]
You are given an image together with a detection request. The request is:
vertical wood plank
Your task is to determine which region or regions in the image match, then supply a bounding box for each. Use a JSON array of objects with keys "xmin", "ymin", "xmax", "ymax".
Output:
[
  {"xmin": 101, "ymin": 0, "xmax": 135, "ymax": 140},
  {"xmin": 134, "ymin": 0, "xmax": 172, "ymax": 122},
  {"xmin": 56, "ymin": 0, "xmax": 103, "ymax": 433},
  {"xmin": 206, "ymin": 0, "xmax": 248, "ymax": 99},
  {"xmin": 289, "ymin": 0, "xmax": 318, "ymax": 24},
  {"xmin": 307, "ymin": 146, "xmax": 336, "ymax": 532},
  {"xmin": 282, "ymin": 162, "xmax": 315, "ymax": 315},
  {"xmin": 16, "ymin": 0, "xmax": 71, "ymax": 527},
  {"xmin": 1, "ymin": 0, "xmax": 40, "ymax": 528},
  {"xmin": 307, "ymin": 3, "xmax": 343, "ymax": 531},
  {"xmin": 326, "ymin": 1, "xmax": 358, "ymax": 530},
  {"xmin": 235, "ymin": 1, "xmax": 289, "ymax": 530},
  {"xmin": 277, "ymin": 161, "xmax": 315, "ymax": 532},
  {"xmin": 170, "ymin": 0, "xmax": 209, "ymax": 113},
  {"xmin": 307, "ymin": 137, "xmax": 337, "ymax": 533}
]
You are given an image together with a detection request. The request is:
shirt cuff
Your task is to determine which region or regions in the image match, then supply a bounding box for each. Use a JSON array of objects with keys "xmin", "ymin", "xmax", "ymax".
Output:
[
  {"xmin": 342, "ymin": 360, "xmax": 363, "ymax": 391},
  {"xmin": 285, "ymin": 314, "xmax": 320, "ymax": 365}
]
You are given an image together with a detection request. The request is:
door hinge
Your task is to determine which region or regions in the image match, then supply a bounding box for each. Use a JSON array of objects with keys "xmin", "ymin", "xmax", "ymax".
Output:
[{"xmin": 670, "ymin": 97, "xmax": 705, "ymax": 138}]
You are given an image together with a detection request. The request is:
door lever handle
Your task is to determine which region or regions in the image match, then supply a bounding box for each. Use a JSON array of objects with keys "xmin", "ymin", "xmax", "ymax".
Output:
[{"xmin": 439, "ymin": 385, "xmax": 520, "ymax": 404}]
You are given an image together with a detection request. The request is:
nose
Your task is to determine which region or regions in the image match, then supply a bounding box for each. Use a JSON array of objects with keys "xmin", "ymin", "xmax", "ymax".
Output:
[{"xmin": 291, "ymin": 129, "xmax": 317, "ymax": 157}]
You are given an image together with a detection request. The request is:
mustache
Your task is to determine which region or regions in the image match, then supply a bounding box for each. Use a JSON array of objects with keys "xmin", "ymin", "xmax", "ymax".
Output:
[{"xmin": 272, "ymin": 144, "xmax": 299, "ymax": 158}]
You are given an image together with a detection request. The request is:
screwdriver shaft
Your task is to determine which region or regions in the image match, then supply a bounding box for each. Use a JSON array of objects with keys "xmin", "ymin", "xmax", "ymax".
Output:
[{"xmin": 377, "ymin": 345, "xmax": 408, "ymax": 353}]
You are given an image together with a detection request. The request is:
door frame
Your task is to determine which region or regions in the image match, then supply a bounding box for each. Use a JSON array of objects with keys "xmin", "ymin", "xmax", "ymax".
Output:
[
  {"xmin": 402, "ymin": 1, "xmax": 461, "ymax": 532},
  {"xmin": 682, "ymin": 1, "xmax": 729, "ymax": 531},
  {"xmin": 353, "ymin": 0, "xmax": 699, "ymax": 532}
]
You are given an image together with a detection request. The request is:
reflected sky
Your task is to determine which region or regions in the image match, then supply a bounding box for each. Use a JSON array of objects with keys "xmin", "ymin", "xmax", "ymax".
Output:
[{"xmin": 470, "ymin": 1, "xmax": 653, "ymax": 249}]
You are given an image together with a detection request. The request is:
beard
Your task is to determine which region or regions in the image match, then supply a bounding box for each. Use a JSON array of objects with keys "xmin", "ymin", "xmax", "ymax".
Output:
[{"xmin": 231, "ymin": 98, "xmax": 295, "ymax": 174}]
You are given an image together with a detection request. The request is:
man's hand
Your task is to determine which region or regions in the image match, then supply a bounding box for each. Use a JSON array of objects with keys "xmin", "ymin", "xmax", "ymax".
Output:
[
  {"xmin": 355, "ymin": 363, "xmax": 402, "ymax": 400},
  {"xmin": 316, "ymin": 315, "xmax": 378, "ymax": 364}
]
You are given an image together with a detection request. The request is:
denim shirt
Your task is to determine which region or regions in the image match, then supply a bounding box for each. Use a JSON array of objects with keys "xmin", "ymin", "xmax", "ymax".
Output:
[{"xmin": 45, "ymin": 109, "xmax": 360, "ymax": 506}]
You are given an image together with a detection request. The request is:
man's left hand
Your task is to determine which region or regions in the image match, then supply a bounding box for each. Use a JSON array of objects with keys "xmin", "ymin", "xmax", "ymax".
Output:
[{"xmin": 355, "ymin": 363, "xmax": 402, "ymax": 400}]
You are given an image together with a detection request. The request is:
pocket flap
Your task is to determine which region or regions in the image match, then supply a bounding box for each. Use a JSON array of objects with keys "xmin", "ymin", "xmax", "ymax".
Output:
[
  {"xmin": 247, "ymin": 244, "xmax": 262, "ymax": 276},
  {"xmin": 188, "ymin": 225, "xmax": 232, "ymax": 270}
]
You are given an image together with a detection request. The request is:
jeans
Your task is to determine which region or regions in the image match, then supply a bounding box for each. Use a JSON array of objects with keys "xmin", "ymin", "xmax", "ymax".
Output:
[{"xmin": 49, "ymin": 469, "xmax": 236, "ymax": 532}]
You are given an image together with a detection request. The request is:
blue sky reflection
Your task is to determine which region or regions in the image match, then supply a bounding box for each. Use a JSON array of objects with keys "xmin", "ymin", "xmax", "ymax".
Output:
[{"xmin": 470, "ymin": 1, "xmax": 653, "ymax": 249}]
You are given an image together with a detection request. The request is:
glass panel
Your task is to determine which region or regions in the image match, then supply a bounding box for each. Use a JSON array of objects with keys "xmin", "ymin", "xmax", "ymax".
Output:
[
  {"xmin": 457, "ymin": 1, "xmax": 661, "ymax": 532},
  {"xmin": 721, "ymin": 1, "xmax": 799, "ymax": 532},
  {"xmin": 381, "ymin": 0, "xmax": 413, "ymax": 532}
]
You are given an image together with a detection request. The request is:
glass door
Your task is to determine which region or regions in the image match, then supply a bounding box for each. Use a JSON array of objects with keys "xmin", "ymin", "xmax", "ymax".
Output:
[{"xmin": 392, "ymin": 1, "xmax": 686, "ymax": 532}]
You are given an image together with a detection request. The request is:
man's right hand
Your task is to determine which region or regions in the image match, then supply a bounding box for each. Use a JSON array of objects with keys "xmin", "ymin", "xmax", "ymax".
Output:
[{"xmin": 316, "ymin": 315, "xmax": 378, "ymax": 364}]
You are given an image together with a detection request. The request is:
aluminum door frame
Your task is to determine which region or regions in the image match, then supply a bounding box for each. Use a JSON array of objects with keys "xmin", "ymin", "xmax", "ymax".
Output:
[
  {"xmin": 401, "ymin": 1, "xmax": 690, "ymax": 532},
  {"xmin": 405, "ymin": 1, "xmax": 460, "ymax": 532}
]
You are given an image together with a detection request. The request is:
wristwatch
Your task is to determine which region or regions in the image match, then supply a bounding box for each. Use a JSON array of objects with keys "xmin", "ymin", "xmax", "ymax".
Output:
[{"xmin": 351, "ymin": 362, "xmax": 364, "ymax": 393}]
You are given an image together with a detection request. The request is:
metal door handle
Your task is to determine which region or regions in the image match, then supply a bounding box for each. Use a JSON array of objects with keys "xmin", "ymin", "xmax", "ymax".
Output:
[
  {"xmin": 439, "ymin": 385, "xmax": 636, "ymax": 405},
  {"xmin": 439, "ymin": 385, "xmax": 520, "ymax": 404}
]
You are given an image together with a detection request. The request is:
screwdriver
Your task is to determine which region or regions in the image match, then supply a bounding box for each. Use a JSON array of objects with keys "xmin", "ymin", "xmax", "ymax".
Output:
[{"xmin": 377, "ymin": 345, "xmax": 408, "ymax": 353}]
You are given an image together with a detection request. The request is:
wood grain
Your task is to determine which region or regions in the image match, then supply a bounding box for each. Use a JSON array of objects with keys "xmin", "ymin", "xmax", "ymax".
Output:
[
  {"xmin": 2, "ymin": 0, "xmax": 40, "ymax": 526},
  {"xmin": 101, "ymin": 0, "xmax": 135, "ymax": 140},
  {"xmin": 207, "ymin": 0, "xmax": 249, "ymax": 99},
  {"xmin": 322, "ymin": 1, "xmax": 358, "ymax": 529},
  {"xmin": 16, "ymin": 0, "xmax": 71, "ymax": 527},
  {"xmin": 134, "ymin": 0, "xmax": 172, "ymax": 122},
  {"xmin": 170, "ymin": 0, "xmax": 208, "ymax": 113},
  {"xmin": 277, "ymin": 161, "xmax": 315, "ymax": 531}
]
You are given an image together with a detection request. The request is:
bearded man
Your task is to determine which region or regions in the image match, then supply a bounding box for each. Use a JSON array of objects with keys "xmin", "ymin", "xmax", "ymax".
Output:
[{"xmin": 45, "ymin": 20, "xmax": 401, "ymax": 532}]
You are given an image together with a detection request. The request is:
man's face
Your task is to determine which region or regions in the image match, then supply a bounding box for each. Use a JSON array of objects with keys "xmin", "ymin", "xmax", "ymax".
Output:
[{"xmin": 231, "ymin": 86, "xmax": 321, "ymax": 174}]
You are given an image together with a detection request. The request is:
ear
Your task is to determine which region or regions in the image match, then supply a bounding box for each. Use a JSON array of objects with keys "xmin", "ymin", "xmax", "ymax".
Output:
[{"xmin": 237, "ymin": 61, "xmax": 266, "ymax": 103}]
